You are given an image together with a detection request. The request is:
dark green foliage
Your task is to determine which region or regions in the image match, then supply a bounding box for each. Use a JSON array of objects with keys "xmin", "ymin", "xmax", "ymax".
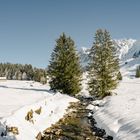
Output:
[
  {"xmin": 23, "ymin": 64, "xmax": 34, "ymax": 80},
  {"xmin": 88, "ymin": 29, "xmax": 119, "ymax": 98},
  {"xmin": 117, "ymin": 71, "xmax": 122, "ymax": 80},
  {"xmin": 0, "ymin": 63, "xmax": 47, "ymax": 83},
  {"xmin": 48, "ymin": 33, "xmax": 82, "ymax": 95},
  {"xmin": 135, "ymin": 66, "xmax": 140, "ymax": 78}
]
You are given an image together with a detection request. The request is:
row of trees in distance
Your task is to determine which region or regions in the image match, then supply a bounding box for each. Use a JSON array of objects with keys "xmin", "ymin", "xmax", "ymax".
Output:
[{"xmin": 0, "ymin": 63, "xmax": 47, "ymax": 84}]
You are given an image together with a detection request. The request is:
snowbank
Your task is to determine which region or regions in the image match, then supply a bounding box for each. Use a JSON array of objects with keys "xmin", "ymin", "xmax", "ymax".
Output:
[
  {"xmin": 89, "ymin": 77, "xmax": 140, "ymax": 140},
  {"xmin": 0, "ymin": 80, "xmax": 78, "ymax": 140}
]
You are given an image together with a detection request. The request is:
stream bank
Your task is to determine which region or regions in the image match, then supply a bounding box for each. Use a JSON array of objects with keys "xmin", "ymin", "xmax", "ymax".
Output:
[{"xmin": 36, "ymin": 97, "xmax": 113, "ymax": 140}]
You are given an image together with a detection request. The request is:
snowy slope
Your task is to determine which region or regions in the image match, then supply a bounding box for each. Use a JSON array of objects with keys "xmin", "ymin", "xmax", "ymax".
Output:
[
  {"xmin": 119, "ymin": 40, "xmax": 140, "ymax": 78},
  {"xmin": 0, "ymin": 80, "xmax": 77, "ymax": 140},
  {"xmin": 88, "ymin": 77, "xmax": 140, "ymax": 140},
  {"xmin": 113, "ymin": 39, "xmax": 136, "ymax": 59}
]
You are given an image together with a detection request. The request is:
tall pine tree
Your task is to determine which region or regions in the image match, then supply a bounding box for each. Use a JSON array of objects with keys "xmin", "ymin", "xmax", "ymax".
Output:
[
  {"xmin": 88, "ymin": 29, "xmax": 119, "ymax": 98},
  {"xmin": 48, "ymin": 33, "xmax": 82, "ymax": 95}
]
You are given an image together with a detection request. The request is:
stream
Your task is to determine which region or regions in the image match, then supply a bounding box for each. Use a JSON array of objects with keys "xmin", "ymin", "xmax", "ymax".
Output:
[{"xmin": 36, "ymin": 97, "xmax": 113, "ymax": 140}]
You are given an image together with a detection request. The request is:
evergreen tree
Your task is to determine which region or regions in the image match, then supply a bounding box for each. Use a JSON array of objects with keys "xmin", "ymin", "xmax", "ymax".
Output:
[
  {"xmin": 48, "ymin": 33, "xmax": 82, "ymax": 95},
  {"xmin": 0, "ymin": 63, "xmax": 47, "ymax": 83},
  {"xmin": 33, "ymin": 68, "xmax": 42, "ymax": 82},
  {"xmin": 22, "ymin": 72, "xmax": 27, "ymax": 80},
  {"xmin": 117, "ymin": 71, "xmax": 122, "ymax": 80},
  {"xmin": 135, "ymin": 66, "xmax": 140, "ymax": 78},
  {"xmin": 40, "ymin": 76, "xmax": 46, "ymax": 84},
  {"xmin": 88, "ymin": 29, "xmax": 119, "ymax": 98}
]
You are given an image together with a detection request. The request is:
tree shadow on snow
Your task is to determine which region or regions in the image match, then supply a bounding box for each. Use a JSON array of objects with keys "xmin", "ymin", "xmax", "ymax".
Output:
[
  {"xmin": 0, "ymin": 85, "xmax": 55, "ymax": 95},
  {"xmin": 0, "ymin": 85, "xmax": 8, "ymax": 88}
]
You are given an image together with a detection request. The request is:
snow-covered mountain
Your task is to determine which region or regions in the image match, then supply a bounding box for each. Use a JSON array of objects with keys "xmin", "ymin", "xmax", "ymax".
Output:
[
  {"xmin": 79, "ymin": 39, "xmax": 137, "ymax": 61},
  {"xmin": 79, "ymin": 39, "xmax": 140, "ymax": 72},
  {"xmin": 78, "ymin": 47, "xmax": 91, "ymax": 68}
]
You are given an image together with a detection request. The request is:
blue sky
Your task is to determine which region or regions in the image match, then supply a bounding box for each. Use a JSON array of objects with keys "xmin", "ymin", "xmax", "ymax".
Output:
[{"xmin": 0, "ymin": 0, "xmax": 140, "ymax": 68}]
